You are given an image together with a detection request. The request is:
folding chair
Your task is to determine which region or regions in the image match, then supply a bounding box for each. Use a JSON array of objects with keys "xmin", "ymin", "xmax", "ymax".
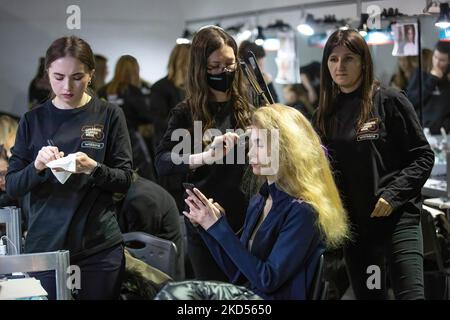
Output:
[
  {"xmin": 123, "ymin": 231, "xmax": 178, "ymax": 279},
  {"xmin": 309, "ymin": 253, "xmax": 328, "ymax": 300}
]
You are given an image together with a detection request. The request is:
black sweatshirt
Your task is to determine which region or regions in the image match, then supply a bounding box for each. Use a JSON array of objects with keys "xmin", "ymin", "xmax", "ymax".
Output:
[
  {"xmin": 118, "ymin": 175, "xmax": 184, "ymax": 280},
  {"xmin": 149, "ymin": 77, "xmax": 185, "ymax": 145},
  {"xmin": 406, "ymin": 70, "xmax": 450, "ymax": 134},
  {"xmin": 155, "ymin": 101, "xmax": 248, "ymax": 232},
  {"xmin": 6, "ymin": 97, "xmax": 133, "ymax": 261},
  {"xmin": 97, "ymin": 84, "xmax": 152, "ymax": 131},
  {"xmin": 319, "ymin": 87, "xmax": 434, "ymax": 235}
]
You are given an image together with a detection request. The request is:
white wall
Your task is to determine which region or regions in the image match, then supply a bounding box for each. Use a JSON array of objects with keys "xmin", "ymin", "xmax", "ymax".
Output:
[
  {"xmin": 180, "ymin": 0, "xmax": 428, "ymax": 25},
  {"xmin": 0, "ymin": 0, "xmax": 184, "ymax": 116},
  {"xmin": 0, "ymin": 0, "xmax": 434, "ymax": 116},
  {"xmin": 181, "ymin": 0, "xmax": 434, "ymax": 102}
]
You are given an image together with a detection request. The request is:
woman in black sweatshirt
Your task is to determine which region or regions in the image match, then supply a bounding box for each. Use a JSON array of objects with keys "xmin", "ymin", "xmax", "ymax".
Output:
[
  {"xmin": 314, "ymin": 29, "xmax": 434, "ymax": 299},
  {"xmin": 6, "ymin": 36, "xmax": 133, "ymax": 300},
  {"xmin": 155, "ymin": 26, "xmax": 253, "ymax": 281}
]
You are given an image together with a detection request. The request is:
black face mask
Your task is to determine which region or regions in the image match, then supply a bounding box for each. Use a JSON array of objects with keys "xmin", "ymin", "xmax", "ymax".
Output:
[{"xmin": 206, "ymin": 71, "xmax": 235, "ymax": 92}]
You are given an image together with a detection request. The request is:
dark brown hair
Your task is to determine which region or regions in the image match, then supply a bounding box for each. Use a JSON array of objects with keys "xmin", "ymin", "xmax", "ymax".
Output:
[
  {"xmin": 238, "ymin": 40, "xmax": 265, "ymax": 60},
  {"xmin": 45, "ymin": 36, "xmax": 95, "ymax": 72},
  {"xmin": 186, "ymin": 26, "xmax": 252, "ymax": 133},
  {"xmin": 315, "ymin": 29, "xmax": 378, "ymax": 137},
  {"xmin": 45, "ymin": 36, "xmax": 95, "ymax": 97}
]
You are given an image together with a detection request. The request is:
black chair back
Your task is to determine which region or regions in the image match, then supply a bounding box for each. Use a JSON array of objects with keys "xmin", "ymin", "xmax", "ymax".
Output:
[{"xmin": 123, "ymin": 231, "xmax": 178, "ymax": 279}]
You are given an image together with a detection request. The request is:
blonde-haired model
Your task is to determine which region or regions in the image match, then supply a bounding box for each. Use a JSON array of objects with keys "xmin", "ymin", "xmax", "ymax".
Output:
[{"xmin": 182, "ymin": 104, "xmax": 349, "ymax": 300}]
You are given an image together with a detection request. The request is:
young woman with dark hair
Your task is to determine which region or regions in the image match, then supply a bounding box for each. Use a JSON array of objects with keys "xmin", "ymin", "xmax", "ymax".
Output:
[
  {"xmin": 6, "ymin": 36, "xmax": 133, "ymax": 300},
  {"xmin": 155, "ymin": 26, "xmax": 253, "ymax": 281},
  {"xmin": 314, "ymin": 29, "xmax": 434, "ymax": 300}
]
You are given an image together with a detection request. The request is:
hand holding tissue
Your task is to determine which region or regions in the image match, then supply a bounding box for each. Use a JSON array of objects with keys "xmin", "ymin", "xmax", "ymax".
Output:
[{"xmin": 46, "ymin": 153, "xmax": 77, "ymax": 184}]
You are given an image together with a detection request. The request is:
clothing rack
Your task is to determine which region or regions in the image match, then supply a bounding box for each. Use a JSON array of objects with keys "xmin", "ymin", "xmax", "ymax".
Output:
[{"xmin": 185, "ymin": 0, "xmax": 378, "ymax": 25}]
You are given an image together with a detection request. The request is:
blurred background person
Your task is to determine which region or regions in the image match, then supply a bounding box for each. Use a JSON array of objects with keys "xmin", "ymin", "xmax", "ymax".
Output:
[
  {"xmin": 282, "ymin": 83, "xmax": 315, "ymax": 119},
  {"xmin": 150, "ymin": 43, "xmax": 191, "ymax": 210},
  {"xmin": 92, "ymin": 54, "xmax": 108, "ymax": 94},
  {"xmin": 407, "ymin": 42, "xmax": 450, "ymax": 134},
  {"xmin": 390, "ymin": 56, "xmax": 417, "ymax": 91},
  {"xmin": 98, "ymin": 54, "xmax": 155, "ymax": 180},
  {"xmin": 0, "ymin": 146, "xmax": 17, "ymax": 208},
  {"xmin": 0, "ymin": 115, "xmax": 18, "ymax": 158},
  {"xmin": 150, "ymin": 43, "xmax": 190, "ymax": 152},
  {"xmin": 300, "ymin": 61, "xmax": 321, "ymax": 108},
  {"xmin": 28, "ymin": 57, "xmax": 51, "ymax": 109},
  {"xmin": 390, "ymin": 49, "xmax": 432, "ymax": 91}
]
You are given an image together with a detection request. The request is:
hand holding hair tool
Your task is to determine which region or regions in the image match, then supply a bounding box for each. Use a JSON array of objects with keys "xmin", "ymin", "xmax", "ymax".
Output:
[
  {"xmin": 239, "ymin": 51, "xmax": 274, "ymax": 105},
  {"xmin": 239, "ymin": 51, "xmax": 274, "ymax": 106}
]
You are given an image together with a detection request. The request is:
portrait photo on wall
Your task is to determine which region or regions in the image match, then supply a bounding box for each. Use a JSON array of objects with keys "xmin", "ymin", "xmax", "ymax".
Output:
[{"xmin": 392, "ymin": 23, "xmax": 419, "ymax": 56}]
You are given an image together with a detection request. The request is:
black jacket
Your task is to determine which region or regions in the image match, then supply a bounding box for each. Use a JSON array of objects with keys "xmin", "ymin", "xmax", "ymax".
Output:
[
  {"xmin": 150, "ymin": 77, "xmax": 185, "ymax": 146},
  {"xmin": 318, "ymin": 87, "xmax": 434, "ymax": 236},
  {"xmin": 98, "ymin": 84, "xmax": 152, "ymax": 131}
]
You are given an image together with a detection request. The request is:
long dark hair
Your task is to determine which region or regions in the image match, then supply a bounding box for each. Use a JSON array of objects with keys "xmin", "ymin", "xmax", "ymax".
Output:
[
  {"xmin": 186, "ymin": 26, "xmax": 252, "ymax": 132},
  {"xmin": 315, "ymin": 29, "xmax": 378, "ymax": 137},
  {"xmin": 45, "ymin": 36, "xmax": 95, "ymax": 97}
]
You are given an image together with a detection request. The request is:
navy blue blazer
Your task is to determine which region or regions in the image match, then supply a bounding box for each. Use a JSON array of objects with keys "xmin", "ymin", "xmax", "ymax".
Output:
[{"xmin": 199, "ymin": 182, "xmax": 325, "ymax": 300}]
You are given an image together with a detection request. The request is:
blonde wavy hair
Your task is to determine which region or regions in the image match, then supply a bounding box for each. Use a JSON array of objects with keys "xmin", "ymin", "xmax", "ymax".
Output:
[
  {"xmin": 0, "ymin": 115, "xmax": 18, "ymax": 147},
  {"xmin": 252, "ymin": 104, "xmax": 349, "ymax": 248}
]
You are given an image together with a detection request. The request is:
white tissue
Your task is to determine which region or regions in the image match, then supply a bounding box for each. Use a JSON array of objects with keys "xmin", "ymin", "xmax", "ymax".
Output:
[{"xmin": 46, "ymin": 153, "xmax": 77, "ymax": 184}]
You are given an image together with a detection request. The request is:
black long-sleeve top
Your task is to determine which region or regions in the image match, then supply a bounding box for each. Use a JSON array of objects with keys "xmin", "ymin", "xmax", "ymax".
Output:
[
  {"xmin": 319, "ymin": 87, "xmax": 434, "ymax": 236},
  {"xmin": 406, "ymin": 69, "xmax": 450, "ymax": 134},
  {"xmin": 6, "ymin": 97, "xmax": 133, "ymax": 261},
  {"xmin": 98, "ymin": 84, "xmax": 152, "ymax": 131},
  {"xmin": 155, "ymin": 101, "xmax": 248, "ymax": 232},
  {"xmin": 149, "ymin": 77, "xmax": 185, "ymax": 145}
]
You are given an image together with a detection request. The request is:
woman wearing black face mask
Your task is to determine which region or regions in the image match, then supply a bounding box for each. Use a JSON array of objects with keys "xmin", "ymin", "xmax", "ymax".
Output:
[{"xmin": 155, "ymin": 26, "xmax": 254, "ymax": 281}]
